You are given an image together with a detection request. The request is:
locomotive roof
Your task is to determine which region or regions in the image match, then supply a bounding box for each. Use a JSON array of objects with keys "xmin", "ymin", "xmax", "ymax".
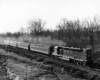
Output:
[{"xmin": 61, "ymin": 46, "xmax": 84, "ymax": 52}]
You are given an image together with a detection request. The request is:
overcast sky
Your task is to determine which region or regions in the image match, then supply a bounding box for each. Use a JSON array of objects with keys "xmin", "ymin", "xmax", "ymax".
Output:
[{"xmin": 0, "ymin": 0, "xmax": 100, "ymax": 33}]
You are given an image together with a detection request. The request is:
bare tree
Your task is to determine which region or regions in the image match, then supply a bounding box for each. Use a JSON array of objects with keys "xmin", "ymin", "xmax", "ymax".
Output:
[
  {"xmin": 19, "ymin": 27, "xmax": 26, "ymax": 34},
  {"xmin": 28, "ymin": 19, "xmax": 46, "ymax": 36},
  {"xmin": 56, "ymin": 19, "xmax": 83, "ymax": 47},
  {"xmin": 84, "ymin": 15, "xmax": 100, "ymax": 58},
  {"xmin": 56, "ymin": 19, "xmax": 66, "ymax": 40}
]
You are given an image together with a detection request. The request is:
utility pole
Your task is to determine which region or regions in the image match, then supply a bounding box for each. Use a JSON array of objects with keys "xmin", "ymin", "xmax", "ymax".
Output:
[
  {"xmin": 89, "ymin": 28, "xmax": 94, "ymax": 60},
  {"xmin": 25, "ymin": 64, "xmax": 27, "ymax": 80},
  {"xmin": 5, "ymin": 56, "xmax": 8, "ymax": 80},
  {"xmin": 31, "ymin": 59, "xmax": 32, "ymax": 76}
]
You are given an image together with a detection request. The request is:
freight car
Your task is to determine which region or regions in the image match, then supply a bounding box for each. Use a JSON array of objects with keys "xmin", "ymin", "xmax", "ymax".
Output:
[{"xmin": 3, "ymin": 40, "xmax": 93, "ymax": 66}]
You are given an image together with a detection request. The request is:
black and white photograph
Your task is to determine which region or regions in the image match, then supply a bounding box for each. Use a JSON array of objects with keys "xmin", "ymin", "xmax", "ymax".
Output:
[{"xmin": 0, "ymin": 0, "xmax": 100, "ymax": 80}]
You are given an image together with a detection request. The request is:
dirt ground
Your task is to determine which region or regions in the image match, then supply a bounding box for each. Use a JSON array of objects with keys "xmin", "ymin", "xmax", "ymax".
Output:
[
  {"xmin": 6, "ymin": 59, "xmax": 87, "ymax": 80},
  {"xmin": 0, "ymin": 49, "xmax": 98, "ymax": 80}
]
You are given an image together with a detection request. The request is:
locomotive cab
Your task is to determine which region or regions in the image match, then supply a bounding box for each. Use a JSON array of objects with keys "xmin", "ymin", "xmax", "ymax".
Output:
[
  {"xmin": 48, "ymin": 46, "xmax": 55, "ymax": 57},
  {"xmin": 48, "ymin": 46, "xmax": 62, "ymax": 58},
  {"xmin": 53, "ymin": 46, "xmax": 62, "ymax": 57}
]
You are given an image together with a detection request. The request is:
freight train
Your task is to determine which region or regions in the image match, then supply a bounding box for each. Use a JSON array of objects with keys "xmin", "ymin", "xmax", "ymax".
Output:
[{"xmin": 1, "ymin": 40, "xmax": 94, "ymax": 66}]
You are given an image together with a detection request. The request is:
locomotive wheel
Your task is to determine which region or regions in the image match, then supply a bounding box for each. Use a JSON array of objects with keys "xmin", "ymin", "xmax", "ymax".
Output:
[
  {"xmin": 74, "ymin": 60, "xmax": 77, "ymax": 64},
  {"xmin": 77, "ymin": 61, "xmax": 80, "ymax": 65},
  {"xmin": 77, "ymin": 61, "xmax": 79, "ymax": 65},
  {"xmin": 82, "ymin": 61, "xmax": 86, "ymax": 66},
  {"xmin": 79, "ymin": 61, "xmax": 82, "ymax": 65},
  {"xmin": 75, "ymin": 60, "xmax": 78, "ymax": 65},
  {"xmin": 73, "ymin": 59, "xmax": 75, "ymax": 63},
  {"xmin": 76, "ymin": 61, "xmax": 81, "ymax": 65},
  {"xmin": 73, "ymin": 60, "xmax": 76, "ymax": 64},
  {"xmin": 78, "ymin": 61, "xmax": 80, "ymax": 65},
  {"xmin": 80, "ymin": 61, "xmax": 83, "ymax": 65}
]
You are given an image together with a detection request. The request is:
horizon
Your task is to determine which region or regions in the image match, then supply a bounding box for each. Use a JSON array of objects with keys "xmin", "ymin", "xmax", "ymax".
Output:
[{"xmin": 0, "ymin": 0, "xmax": 100, "ymax": 33}]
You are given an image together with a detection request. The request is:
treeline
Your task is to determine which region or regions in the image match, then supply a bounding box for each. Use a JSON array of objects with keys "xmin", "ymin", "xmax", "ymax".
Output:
[{"xmin": 3, "ymin": 16, "xmax": 100, "ymax": 48}]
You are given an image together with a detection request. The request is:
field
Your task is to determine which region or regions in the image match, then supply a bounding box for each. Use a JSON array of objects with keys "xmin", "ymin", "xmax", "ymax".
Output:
[{"xmin": 0, "ymin": 49, "xmax": 97, "ymax": 80}]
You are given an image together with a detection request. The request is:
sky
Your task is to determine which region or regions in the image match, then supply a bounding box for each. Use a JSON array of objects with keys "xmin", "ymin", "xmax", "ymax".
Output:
[{"xmin": 0, "ymin": 0, "xmax": 100, "ymax": 33}]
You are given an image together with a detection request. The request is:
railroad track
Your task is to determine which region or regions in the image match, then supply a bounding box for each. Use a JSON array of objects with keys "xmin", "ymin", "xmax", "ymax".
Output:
[{"xmin": 0, "ymin": 44, "xmax": 100, "ymax": 78}]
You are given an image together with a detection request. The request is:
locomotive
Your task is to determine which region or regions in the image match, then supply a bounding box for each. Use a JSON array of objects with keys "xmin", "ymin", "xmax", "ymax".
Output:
[
  {"xmin": 49, "ymin": 46, "xmax": 93, "ymax": 66},
  {"xmin": 2, "ymin": 40, "xmax": 93, "ymax": 66}
]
